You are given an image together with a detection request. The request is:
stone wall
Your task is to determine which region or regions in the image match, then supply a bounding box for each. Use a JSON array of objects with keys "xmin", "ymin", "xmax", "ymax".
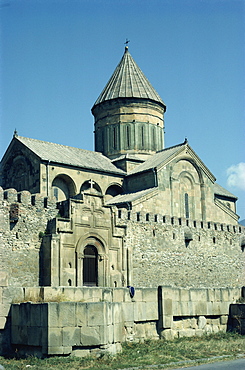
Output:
[
  {"xmin": 2, "ymin": 286, "xmax": 242, "ymax": 357},
  {"xmin": 115, "ymin": 210, "xmax": 245, "ymax": 288},
  {"xmin": 0, "ymin": 187, "xmax": 57, "ymax": 287}
]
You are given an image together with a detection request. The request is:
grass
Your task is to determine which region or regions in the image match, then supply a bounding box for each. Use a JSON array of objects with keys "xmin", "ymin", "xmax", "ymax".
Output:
[{"xmin": 0, "ymin": 332, "xmax": 244, "ymax": 369}]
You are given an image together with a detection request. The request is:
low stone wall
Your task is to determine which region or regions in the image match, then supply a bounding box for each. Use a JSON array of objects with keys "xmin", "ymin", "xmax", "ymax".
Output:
[
  {"xmin": 2, "ymin": 286, "xmax": 241, "ymax": 357},
  {"xmin": 158, "ymin": 286, "xmax": 241, "ymax": 340}
]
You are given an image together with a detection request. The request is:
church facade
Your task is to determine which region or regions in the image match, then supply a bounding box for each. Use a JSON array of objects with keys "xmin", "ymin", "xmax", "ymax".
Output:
[{"xmin": 0, "ymin": 47, "xmax": 244, "ymax": 290}]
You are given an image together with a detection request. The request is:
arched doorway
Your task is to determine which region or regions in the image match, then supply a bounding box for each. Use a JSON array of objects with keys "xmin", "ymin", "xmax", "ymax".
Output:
[{"xmin": 83, "ymin": 245, "xmax": 98, "ymax": 286}]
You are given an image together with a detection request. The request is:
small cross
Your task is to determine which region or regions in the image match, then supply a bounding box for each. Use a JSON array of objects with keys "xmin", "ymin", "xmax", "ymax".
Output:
[
  {"xmin": 124, "ymin": 38, "xmax": 130, "ymax": 46},
  {"xmin": 88, "ymin": 179, "xmax": 95, "ymax": 189}
]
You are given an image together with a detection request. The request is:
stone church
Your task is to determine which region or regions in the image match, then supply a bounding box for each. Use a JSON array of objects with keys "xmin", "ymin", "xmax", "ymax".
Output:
[{"xmin": 0, "ymin": 47, "xmax": 244, "ymax": 290}]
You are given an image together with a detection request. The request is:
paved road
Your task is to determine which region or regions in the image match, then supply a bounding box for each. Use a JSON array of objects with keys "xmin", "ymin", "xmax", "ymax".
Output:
[{"xmin": 170, "ymin": 357, "xmax": 245, "ymax": 369}]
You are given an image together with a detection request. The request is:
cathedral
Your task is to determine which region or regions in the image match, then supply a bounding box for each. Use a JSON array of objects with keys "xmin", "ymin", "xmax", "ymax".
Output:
[{"xmin": 0, "ymin": 47, "xmax": 243, "ymax": 290}]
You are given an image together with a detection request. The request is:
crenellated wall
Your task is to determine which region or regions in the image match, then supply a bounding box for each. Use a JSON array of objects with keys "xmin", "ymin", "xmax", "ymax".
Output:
[
  {"xmin": 115, "ymin": 209, "xmax": 245, "ymax": 288},
  {"xmin": 0, "ymin": 187, "xmax": 58, "ymax": 287}
]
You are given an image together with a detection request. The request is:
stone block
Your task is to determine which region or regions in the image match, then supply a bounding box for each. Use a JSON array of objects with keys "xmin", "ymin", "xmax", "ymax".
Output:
[
  {"xmin": 62, "ymin": 327, "xmax": 81, "ymax": 346},
  {"xmin": 42, "ymin": 287, "xmax": 63, "ymax": 301},
  {"xmin": 62, "ymin": 287, "xmax": 76, "ymax": 301},
  {"xmin": 58, "ymin": 302, "xmax": 76, "ymax": 327},
  {"xmin": 207, "ymin": 288, "xmax": 215, "ymax": 302},
  {"xmin": 135, "ymin": 322, "xmax": 145, "ymax": 338},
  {"xmin": 220, "ymin": 288, "xmax": 229, "ymax": 302},
  {"xmin": 0, "ymin": 287, "xmax": 2, "ymax": 303},
  {"xmin": 74, "ymin": 288, "xmax": 85, "ymax": 302},
  {"xmin": 220, "ymin": 315, "xmax": 228, "ymax": 325},
  {"xmin": 0, "ymin": 303, "xmax": 11, "ymax": 317},
  {"xmin": 180, "ymin": 301, "xmax": 193, "ymax": 316},
  {"xmin": 193, "ymin": 301, "xmax": 207, "ymax": 316},
  {"xmin": 102, "ymin": 288, "xmax": 113, "ymax": 302},
  {"xmin": 142, "ymin": 288, "xmax": 157, "ymax": 302},
  {"xmin": 112, "ymin": 302, "xmax": 122, "ymax": 324},
  {"xmin": 172, "ymin": 319, "xmax": 183, "ymax": 330},
  {"xmin": 179, "ymin": 289, "xmax": 190, "ymax": 302},
  {"xmin": 134, "ymin": 301, "xmax": 146, "ymax": 321},
  {"xmin": 134, "ymin": 288, "xmax": 143, "ymax": 302},
  {"xmin": 114, "ymin": 323, "xmax": 123, "ymax": 342},
  {"xmin": 195, "ymin": 329, "xmax": 204, "ymax": 337},
  {"xmin": 163, "ymin": 298, "xmax": 172, "ymax": 315},
  {"xmin": 207, "ymin": 302, "xmax": 214, "ymax": 315},
  {"xmin": 47, "ymin": 302, "xmax": 59, "ymax": 327},
  {"xmin": 213, "ymin": 288, "xmax": 221, "ymax": 302},
  {"xmin": 0, "ymin": 316, "xmax": 6, "ymax": 329},
  {"xmin": 107, "ymin": 324, "xmax": 114, "ymax": 344},
  {"xmin": 161, "ymin": 329, "xmax": 177, "ymax": 340},
  {"xmin": 198, "ymin": 316, "xmax": 206, "ymax": 330},
  {"xmin": 212, "ymin": 325, "xmax": 219, "ymax": 333},
  {"xmin": 161, "ymin": 315, "xmax": 173, "ymax": 329},
  {"xmin": 212, "ymin": 302, "xmax": 221, "ymax": 315},
  {"xmin": 71, "ymin": 349, "xmax": 91, "ymax": 357},
  {"xmin": 122, "ymin": 302, "xmax": 134, "ymax": 322},
  {"xmin": 162, "ymin": 286, "xmax": 180, "ymax": 301},
  {"xmin": 83, "ymin": 287, "xmax": 102, "ymax": 302},
  {"xmin": 87, "ymin": 302, "xmax": 107, "ymax": 326},
  {"xmin": 145, "ymin": 301, "xmax": 158, "ymax": 320},
  {"xmin": 24, "ymin": 287, "xmax": 42, "ymax": 302},
  {"xmin": 0, "ymin": 271, "xmax": 8, "ymax": 287},
  {"xmin": 80, "ymin": 326, "xmax": 101, "ymax": 346},
  {"xmin": 112, "ymin": 288, "xmax": 124, "ymax": 302},
  {"xmin": 75, "ymin": 302, "xmax": 87, "ymax": 326},
  {"xmin": 30, "ymin": 303, "xmax": 42, "ymax": 327},
  {"xmin": 178, "ymin": 328, "xmax": 196, "ymax": 338},
  {"xmin": 3, "ymin": 287, "xmax": 24, "ymax": 304},
  {"xmin": 228, "ymin": 288, "xmax": 241, "ymax": 302},
  {"xmin": 190, "ymin": 288, "xmax": 208, "ymax": 302},
  {"xmin": 48, "ymin": 327, "xmax": 62, "ymax": 347},
  {"xmin": 219, "ymin": 301, "xmax": 230, "ymax": 314},
  {"xmin": 20, "ymin": 302, "xmax": 31, "ymax": 327},
  {"xmin": 27, "ymin": 326, "xmax": 42, "ymax": 346},
  {"xmin": 13, "ymin": 324, "xmax": 28, "ymax": 344},
  {"xmin": 48, "ymin": 346, "xmax": 71, "ymax": 355},
  {"xmin": 11, "ymin": 325, "xmax": 22, "ymax": 344}
]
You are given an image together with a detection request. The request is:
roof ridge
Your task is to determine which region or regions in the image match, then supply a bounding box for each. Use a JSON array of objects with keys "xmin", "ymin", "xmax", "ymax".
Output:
[
  {"xmin": 156, "ymin": 140, "xmax": 186, "ymax": 154},
  {"xmin": 17, "ymin": 135, "xmax": 102, "ymax": 155}
]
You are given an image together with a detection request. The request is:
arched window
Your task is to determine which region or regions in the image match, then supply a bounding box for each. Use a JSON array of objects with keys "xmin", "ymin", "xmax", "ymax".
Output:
[{"xmin": 83, "ymin": 245, "xmax": 98, "ymax": 286}]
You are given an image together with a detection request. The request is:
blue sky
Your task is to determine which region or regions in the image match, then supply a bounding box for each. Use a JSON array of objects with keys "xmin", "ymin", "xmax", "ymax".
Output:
[{"xmin": 1, "ymin": 0, "xmax": 245, "ymax": 220}]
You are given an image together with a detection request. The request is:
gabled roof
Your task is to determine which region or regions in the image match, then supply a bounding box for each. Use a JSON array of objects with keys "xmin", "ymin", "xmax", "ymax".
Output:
[
  {"xmin": 9, "ymin": 135, "xmax": 125, "ymax": 175},
  {"xmin": 128, "ymin": 140, "xmax": 216, "ymax": 182},
  {"xmin": 214, "ymin": 183, "xmax": 237, "ymax": 200},
  {"xmin": 93, "ymin": 47, "xmax": 166, "ymax": 109},
  {"xmin": 128, "ymin": 141, "xmax": 187, "ymax": 175},
  {"xmin": 106, "ymin": 187, "xmax": 156, "ymax": 206}
]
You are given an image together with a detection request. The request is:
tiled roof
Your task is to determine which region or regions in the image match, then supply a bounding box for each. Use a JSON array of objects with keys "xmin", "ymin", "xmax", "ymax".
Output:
[
  {"xmin": 93, "ymin": 47, "xmax": 166, "ymax": 109},
  {"xmin": 106, "ymin": 188, "xmax": 156, "ymax": 206},
  {"xmin": 128, "ymin": 142, "xmax": 186, "ymax": 175},
  {"xmin": 214, "ymin": 183, "xmax": 237, "ymax": 199},
  {"xmin": 15, "ymin": 136, "xmax": 125, "ymax": 175}
]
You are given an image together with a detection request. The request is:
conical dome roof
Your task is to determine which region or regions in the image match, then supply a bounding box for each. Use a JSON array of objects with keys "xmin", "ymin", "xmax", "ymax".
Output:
[{"xmin": 93, "ymin": 47, "xmax": 166, "ymax": 110}]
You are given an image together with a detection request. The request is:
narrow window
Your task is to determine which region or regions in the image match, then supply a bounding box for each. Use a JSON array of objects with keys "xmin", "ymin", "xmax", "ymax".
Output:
[
  {"xmin": 126, "ymin": 126, "xmax": 130, "ymax": 148},
  {"xmin": 185, "ymin": 193, "xmax": 189, "ymax": 219},
  {"xmin": 113, "ymin": 127, "xmax": 117, "ymax": 149},
  {"xmin": 152, "ymin": 127, "xmax": 156, "ymax": 150},
  {"xmin": 141, "ymin": 126, "xmax": 144, "ymax": 147}
]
